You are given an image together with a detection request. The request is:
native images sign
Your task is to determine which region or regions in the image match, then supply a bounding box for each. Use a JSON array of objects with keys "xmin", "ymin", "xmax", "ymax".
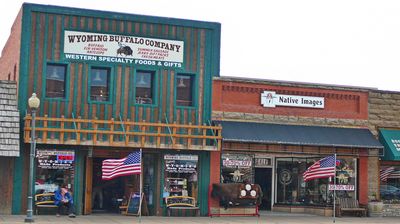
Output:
[
  {"xmin": 64, "ymin": 30, "xmax": 184, "ymax": 68},
  {"xmin": 261, "ymin": 91, "xmax": 324, "ymax": 108}
]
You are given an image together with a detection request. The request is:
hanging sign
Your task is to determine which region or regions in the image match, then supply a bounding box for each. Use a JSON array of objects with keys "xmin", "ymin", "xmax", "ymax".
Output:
[
  {"xmin": 36, "ymin": 149, "xmax": 75, "ymax": 170},
  {"xmin": 328, "ymin": 184, "xmax": 355, "ymax": 191},
  {"xmin": 222, "ymin": 154, "xmax": 252, "ymax": 168},
  {"xmin": 164, "ymin": 154, "xmax": 198, "ymax": 173},
  {"xmin": 64, "ymin": 30, "xmax": 184, "ymax": 68},
  {"xmin": 261, "ymin": 91, "xmax": 324, "ymax": 108},
  {"xmin": 254, "ymin": 157, "xmax": 272, "ymax": 168}
]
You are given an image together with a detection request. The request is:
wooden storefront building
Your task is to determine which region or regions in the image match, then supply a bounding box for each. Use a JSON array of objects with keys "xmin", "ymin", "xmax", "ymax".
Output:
[{"xmin": 0, "ymin": 3, "xmax": 221, "ymax": 216}]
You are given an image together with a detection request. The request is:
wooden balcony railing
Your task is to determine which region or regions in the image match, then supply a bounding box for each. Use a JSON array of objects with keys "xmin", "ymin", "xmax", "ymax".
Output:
[{"xmin": 24, "ymin": 115, "xmax": 222, "ymax": 151}]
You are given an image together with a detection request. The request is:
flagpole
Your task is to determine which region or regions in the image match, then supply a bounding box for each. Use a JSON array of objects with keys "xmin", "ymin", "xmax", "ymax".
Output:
[
  {"xmin": 139, "ymin": 149, "xmax": 143, "ymax": 222},
  {"xmin": 333, "ymin": 153, "xmax": 336, "ymax": 223}
]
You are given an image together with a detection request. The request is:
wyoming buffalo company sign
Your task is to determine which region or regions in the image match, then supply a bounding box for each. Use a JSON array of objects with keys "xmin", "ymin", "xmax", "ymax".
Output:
[{"xmin": 63, "ymin": 30, "xmax": 184, "ymax": 68}]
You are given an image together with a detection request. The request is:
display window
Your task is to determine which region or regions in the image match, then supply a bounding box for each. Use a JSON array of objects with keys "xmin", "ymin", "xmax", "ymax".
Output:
[
  {"xmin": 276, "ymin": 157, "xmax": 356, "ymax": 206},
  {"xmin": 221, "ymin": 153, "xmax": 253, "ymax": 183},
  {"xmin": 35, "ymin": 149, "xmax": 75, "ymax": 194},
  {"xmin": 380, "ymin": 165, "xmax": 400, "ymax": 203},
  {"xmin": 164, "ymin": 154, "xmax": 198, "ymax": 198}
]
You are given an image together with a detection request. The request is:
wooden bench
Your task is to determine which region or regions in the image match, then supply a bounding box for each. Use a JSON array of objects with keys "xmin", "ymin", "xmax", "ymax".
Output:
[
  {"xmin": 165, "ymin": 196, "xmax": 200, "ymax": 216},
  {"xmin": 35, "ymin": 193, "xmax": 57, "ymax": 215},
  {"xmin": 336, "ymin": 198, "xmax": 367, "ymax": 217}
]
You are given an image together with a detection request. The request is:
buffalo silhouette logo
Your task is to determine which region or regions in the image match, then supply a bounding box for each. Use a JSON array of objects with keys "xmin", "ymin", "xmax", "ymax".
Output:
[{"xmin": 117, "ymin": 42, "xmax": 133, "ymax": 56}]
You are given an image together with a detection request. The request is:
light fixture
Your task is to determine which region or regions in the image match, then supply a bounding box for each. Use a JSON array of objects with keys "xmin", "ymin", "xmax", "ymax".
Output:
[
  {"xmin": 28, "ymin": 93, "xmax": 40, "ymax": 109},
  {"xmin": 178, "ymin": 77, "xmax": 186, "ymax": 88},
  {"xmin": 49, "ymin": 67, "xmax": 60, "ymax": 79},
  {"xmin": 138, "ymin": 73, "xmax": 147, "ymax": 85},
  {"xmin": 25, "ymin": 93, "xmax": 40, "ymax": 223},
  {"xmin": 93, "ymin": 70, "xmax": 103, "ymax": 82}
]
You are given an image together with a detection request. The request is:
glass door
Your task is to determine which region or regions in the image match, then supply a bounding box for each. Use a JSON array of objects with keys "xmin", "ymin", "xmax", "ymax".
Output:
[{"xmin": 143, "ymin": 153, "xmax": 157, "ymax": 215}]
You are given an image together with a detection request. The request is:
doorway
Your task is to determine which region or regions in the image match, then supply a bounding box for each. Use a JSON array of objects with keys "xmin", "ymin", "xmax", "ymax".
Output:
[
  {"xmin": 92, "ymin": 158, "xmax": 136, "ymax": 213},
  {"xmin": 255, "ymin": 168, "xmax": 272, "ymax": 210}
]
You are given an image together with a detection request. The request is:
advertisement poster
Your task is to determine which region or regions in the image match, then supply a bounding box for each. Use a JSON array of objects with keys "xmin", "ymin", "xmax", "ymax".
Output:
[{"xmin": 36, "ymin": 149, "xmax": 75, "ymax": 170}]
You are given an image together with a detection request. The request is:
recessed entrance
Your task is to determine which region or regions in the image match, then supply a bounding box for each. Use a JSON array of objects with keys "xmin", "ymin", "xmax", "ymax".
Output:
[
  {"xmin": 255, "ymin": 168, "xmax": 272, "ymax": 210},
  {"xmin": 92, "ymin": 158, "xmax": 136, "ymax": 213}
]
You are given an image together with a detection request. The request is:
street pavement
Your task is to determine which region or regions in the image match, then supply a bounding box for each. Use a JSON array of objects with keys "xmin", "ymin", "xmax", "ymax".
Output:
[{"xmin": 1, "ymin": 212, "xmax": 399, "ymax": 224}]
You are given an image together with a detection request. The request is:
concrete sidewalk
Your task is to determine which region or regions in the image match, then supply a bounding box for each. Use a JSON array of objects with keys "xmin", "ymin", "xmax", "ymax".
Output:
[{"xmin": 0, "ymin": 212, "xmax": 398, "ymax": 224}]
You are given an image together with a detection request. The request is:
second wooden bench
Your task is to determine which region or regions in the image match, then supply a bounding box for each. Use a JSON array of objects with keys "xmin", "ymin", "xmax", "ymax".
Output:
[{"xmin": 165, "ymin": 196, "xmax": 200, "ymax": 217}]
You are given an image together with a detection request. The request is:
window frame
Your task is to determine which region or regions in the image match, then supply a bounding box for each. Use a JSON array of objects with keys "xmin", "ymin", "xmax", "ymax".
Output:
[
  {"xmin": 43, "ymin": 62, "xmax": 69, "ymax": 101},
  {"xmin": 175, "ymin": 73, "xmax": 196, "ymax": 108},
  {"xmin": 133, "ymin": 69, "xmax": 158, "ymax": 106}
]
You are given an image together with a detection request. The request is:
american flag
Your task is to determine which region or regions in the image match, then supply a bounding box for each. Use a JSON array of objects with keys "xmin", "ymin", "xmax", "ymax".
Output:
[
  {"xmin": 388, "ymin": 170, "xmax": 400, "ymax": 179},
  {"xmin": 303, "ymin": 155, "xmax": 337, "ymax": 182},
  {"xmin": 380, "ymin": 166, "xmax": 395, "ymax": 182},
  {"xmin": 102, "ymin": 151, "xmax": 141, "ymax": 180}
]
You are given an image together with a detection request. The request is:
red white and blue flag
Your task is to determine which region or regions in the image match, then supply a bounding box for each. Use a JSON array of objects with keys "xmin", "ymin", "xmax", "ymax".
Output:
[
  {"xmin": 102, "ymin": 151, "xmax": 142, "ymax": 180},
  {"xmin": 380, "ymin": 166, "xmax": 395, "ymax": 182},
  {"xmin": 303, "ymin": 155, "xmax": 338, "ymax": 182}
]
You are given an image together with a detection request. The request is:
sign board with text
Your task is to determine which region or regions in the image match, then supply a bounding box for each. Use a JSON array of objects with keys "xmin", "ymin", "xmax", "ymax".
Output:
[
  {"xmin": 64, "ymin": 30, "xmax": 184, "ymax": 68},
  {"xmin": 261, "ymin": 91, "xmax": 324, "ymax": 109},
  {"xmin": 329, "ymin": 184, "xmax": 355, "ymax": 191}
]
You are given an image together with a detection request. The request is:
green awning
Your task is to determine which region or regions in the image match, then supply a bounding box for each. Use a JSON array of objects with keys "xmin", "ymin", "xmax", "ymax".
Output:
[{"xmin": 379, "ymin": 129, "xmax": 400, "ymax": 161}]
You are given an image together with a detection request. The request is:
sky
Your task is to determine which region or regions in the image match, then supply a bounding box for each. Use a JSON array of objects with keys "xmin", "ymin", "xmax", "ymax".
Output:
[{"xmin": 1, "ymin": 0, "xmax": 400, "ymax": 91}]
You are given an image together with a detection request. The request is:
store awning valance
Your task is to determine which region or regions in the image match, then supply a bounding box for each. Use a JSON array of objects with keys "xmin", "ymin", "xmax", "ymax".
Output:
[
  {"xmin": 215, "ymin": 121, "xmax": 383, "ymax": 149},
  {"xmin": 379, "ymin": 129, "xmax": 400, "ymax": 161}
]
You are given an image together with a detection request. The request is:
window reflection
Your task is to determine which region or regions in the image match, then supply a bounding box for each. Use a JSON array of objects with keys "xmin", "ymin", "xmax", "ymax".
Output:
[
  {"xmin": 135, "ymin": 71, "xmax": 153, "ymax": 104},
  {"xmin": 176, "ymin": 74, "xmax": 193, "ymax": 106},
  {"xmin": 46, "ymin": 64, "xmax": 66, "ymax": 98},
  {"xmin": 380, "ymin": 166, "xmax": 400, "ymax": 203},
  {"xmin": 90, "ymin": 67, "xmax": 110, "ymax": 102},
  {"xmin": 276, "ymin": 157, "xmax": 356, "ymax": 206}
]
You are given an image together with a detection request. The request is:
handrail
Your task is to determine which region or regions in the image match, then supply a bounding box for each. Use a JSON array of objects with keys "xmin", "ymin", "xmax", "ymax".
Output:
[
  {"xmin": 24, "ymin": 115, "xmax": 222, "ymax": 151},
  {"xmin": 164, "ymin": 114, "xmax": 174, "ymax": 144}
]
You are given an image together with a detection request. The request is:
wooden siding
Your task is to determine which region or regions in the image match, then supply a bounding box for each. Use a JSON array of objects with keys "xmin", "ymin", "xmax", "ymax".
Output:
[
  {"xmin": 0, "ymin": 157, "xmax": 14, "ymax": 214},
  {"xmin": 23, "ymin": 10, "xmax": 218, "ymax": 127}
]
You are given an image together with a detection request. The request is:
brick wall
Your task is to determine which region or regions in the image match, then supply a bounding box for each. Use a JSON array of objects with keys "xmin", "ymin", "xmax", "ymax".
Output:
[
  {"xmin": 0, "ymin": 8, "xmax": 22, "ymax": 81},
  {"xmin": 213, "ymin": 77, "xmax": 370, "ymax": 128}
]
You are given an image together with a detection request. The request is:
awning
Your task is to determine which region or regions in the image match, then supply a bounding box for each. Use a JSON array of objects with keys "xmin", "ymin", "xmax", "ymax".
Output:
[
  {"xmin": 215, "ymin": 120, "xmax": 383, "ymax": 149},
  {"xmin": 379, "ymin": 129, "xmax": 400, "ymax": 161}
]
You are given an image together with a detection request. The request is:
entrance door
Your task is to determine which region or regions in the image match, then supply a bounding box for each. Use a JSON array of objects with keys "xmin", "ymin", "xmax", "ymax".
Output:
[
  {"xmin": 142, "ymin": 153, "xmax": 158, "ymax": 215},
  {"xmin": 91, "ymin": 158, "xmax": 135, "ymax": 213},
  {"xmin": 255, "ymin": 168, "xmax": 272, "ymax": 210}
]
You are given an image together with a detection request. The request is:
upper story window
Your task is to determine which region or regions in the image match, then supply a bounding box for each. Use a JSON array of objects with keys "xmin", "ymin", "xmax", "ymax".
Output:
[
  {"xmin": 46, "ymin": 64, "xmax": 66, "ymax": 98},
  {"xmin": 90, "ymin": 67, "xmax": 110, "ymax": 102},
  {"xmin": 176, "ymin": 74, "xmax": 194, "ymax": 107},
  {"xmin": 135, "ymin": 70, "xmax": 154, "ymax": 104}
]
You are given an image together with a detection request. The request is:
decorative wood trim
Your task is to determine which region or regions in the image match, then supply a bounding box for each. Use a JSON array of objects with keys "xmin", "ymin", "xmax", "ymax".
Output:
[{"xmin": 24, "ymin": 115, "xmax": 221, "ymax": 151}]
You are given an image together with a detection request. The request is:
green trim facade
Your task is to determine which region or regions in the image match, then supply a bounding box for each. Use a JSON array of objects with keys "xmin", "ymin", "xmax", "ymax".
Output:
[{"xmin": 11, "ymin": 3, "xmax": 220, "ymax": 215}]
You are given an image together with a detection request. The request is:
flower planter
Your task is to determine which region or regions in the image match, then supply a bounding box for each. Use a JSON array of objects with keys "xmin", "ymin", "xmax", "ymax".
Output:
[{"xmin": 368, "ymin": 201, "xmax": 383, "ymax": 217}]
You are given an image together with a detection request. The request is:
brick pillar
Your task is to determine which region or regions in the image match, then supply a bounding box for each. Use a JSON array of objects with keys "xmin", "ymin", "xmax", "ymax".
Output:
[
  {"xmin": 209, "ymin": 151, "xmax": 221, "ymax": 209},
  {"xmin": 359, "ymin": 156, "xmax": 369, "ymax": 204}
]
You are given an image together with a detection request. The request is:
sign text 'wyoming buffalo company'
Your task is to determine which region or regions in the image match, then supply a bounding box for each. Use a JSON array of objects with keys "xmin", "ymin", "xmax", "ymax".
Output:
[{"xmin": 63, "ymin": 30, "xmax": 184, "ymax": 68}]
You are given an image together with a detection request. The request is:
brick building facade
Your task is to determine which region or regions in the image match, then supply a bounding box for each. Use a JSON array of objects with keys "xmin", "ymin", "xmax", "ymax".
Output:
[{"xmin": 212, "ymin": 76, "xmax": 383, "ymax": 215}]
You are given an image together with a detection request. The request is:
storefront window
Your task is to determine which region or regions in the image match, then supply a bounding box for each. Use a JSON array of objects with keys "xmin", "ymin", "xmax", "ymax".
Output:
[
  {"xmin": 164, "ymin": 154, "xmax": 198, "ymax": 198},
  {"xmin": 35, "ymin": 149, "xmax": 75, "ymax": 194},
  {"xmin": 276, "ymin": 157, "xmax": 356, "ymax": 206},
  {"xmin": 221, "ymin": 153, "xmax": 253, "ymax": 183},
  {"xmin": 380, "ymin": 166, "xmax": 400, "ymax": 203}
]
